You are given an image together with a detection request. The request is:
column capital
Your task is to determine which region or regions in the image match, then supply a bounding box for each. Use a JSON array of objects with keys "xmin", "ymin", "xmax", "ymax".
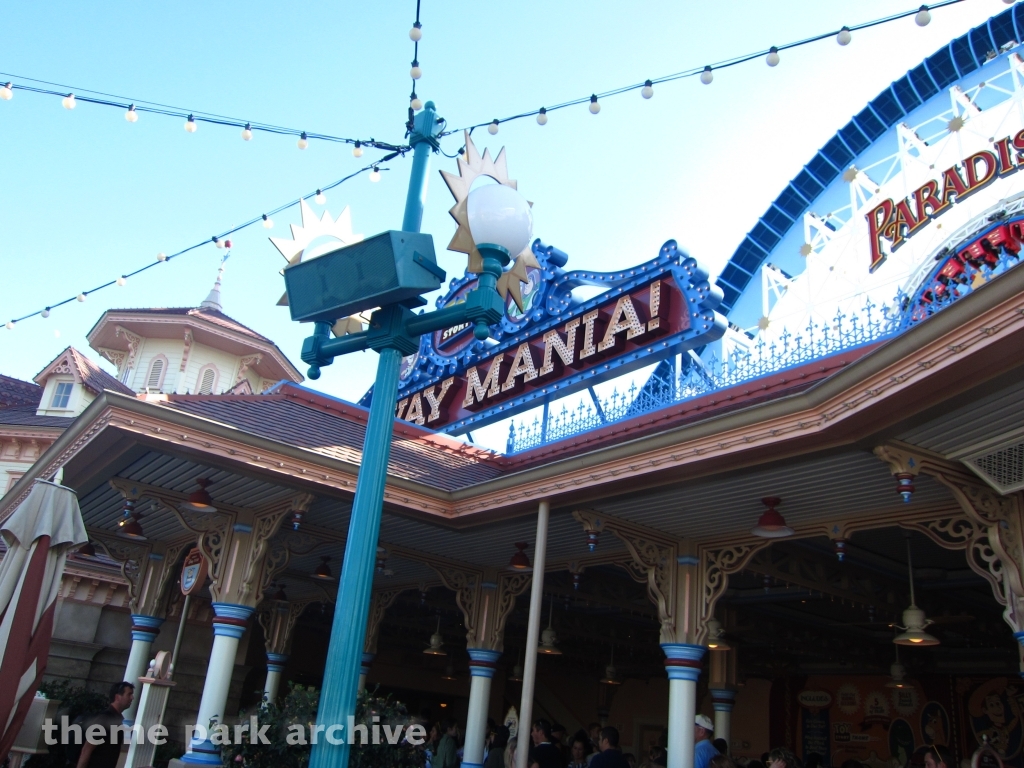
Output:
[
  {"xmin": 266, "ymin": 652, "xmax": 289, "ymax": 673},
  {"xmin": 360, "ymin": 652, "xmax": 375, "ymax": 676},
  {"xmin": 212, "ymin": 602, "xmax": 255, "ymax": 639},
  {"xmin": 709, "ymin": 688, "xmax": 736, "ymax": 712},
  {"xmin": 467, "ymin": 648, "xmax": 502, "ymax": 678},
  {"xmin": 662, "ymin": 643, "xmax": 705, "ymax": 681},
  {"xmin": 130, "ymin": 614, "xmax": 164, "ymax": 642}
]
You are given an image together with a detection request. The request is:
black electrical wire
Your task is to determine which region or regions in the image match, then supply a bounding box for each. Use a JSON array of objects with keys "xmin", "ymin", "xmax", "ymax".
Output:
[{"xmin": 439, "ymin": 0, "xmax": 968, "ymax": 136}]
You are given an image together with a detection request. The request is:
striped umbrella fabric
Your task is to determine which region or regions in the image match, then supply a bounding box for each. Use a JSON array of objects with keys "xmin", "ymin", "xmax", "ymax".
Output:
[{"xmin": 0, "ymin": 479, "xmax": 87, "ymax": 757}]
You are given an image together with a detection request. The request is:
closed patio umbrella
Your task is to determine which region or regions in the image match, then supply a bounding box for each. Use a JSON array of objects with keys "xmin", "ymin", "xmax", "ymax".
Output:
[{"xmin": 0, "ymin": 479, "xmax": 87, "ymax": 757}]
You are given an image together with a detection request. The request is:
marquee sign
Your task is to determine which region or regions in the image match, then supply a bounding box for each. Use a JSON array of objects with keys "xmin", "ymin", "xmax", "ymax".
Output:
[{"xmin": 392, "ymin": 239, "xmax": 726, "ymax": 434}]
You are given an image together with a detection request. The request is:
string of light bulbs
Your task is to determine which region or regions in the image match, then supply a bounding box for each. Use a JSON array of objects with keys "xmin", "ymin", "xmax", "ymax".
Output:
[
  {"xmin": 0, "ymin": 71, "xmax": 405, "ymax": 155},
  {"xmin": 437, "ymin": 0, "xmax": 976, "ymax": 137},
  {"xmin": 2, "ymin": 157, "xmax": 401, "ymax": 330}
]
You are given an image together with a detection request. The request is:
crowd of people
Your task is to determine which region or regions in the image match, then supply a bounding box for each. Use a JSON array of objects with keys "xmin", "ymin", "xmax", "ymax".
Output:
[{"xmin": 419, "ymin": 712, "xmax": 956, "ymax": 768}]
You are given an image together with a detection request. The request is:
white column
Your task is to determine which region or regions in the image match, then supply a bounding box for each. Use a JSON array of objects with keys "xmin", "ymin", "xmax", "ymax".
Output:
[
  {"xmin": 710, "ymin": 689, "xmax": 735, "ymax": 751},
  {"xmin": 662, "ymin": 643, "xmax": 705, "ymax": 768},
  {"xmin": 463, "ymin": 649, "xmax": 502, "ymax": 768},
  {"xmin": 358, "ymin": 652, "xmax": 375, "ymax": 692},
  {"xmin": 123, "ymin": 615, "xmax": 164, "ymax": 725},
  {"xmin": 516, "ymin": 500, "xmax": 549, "ymax": 768},
  {"xmin": 264, "ymin": 653, "xmax": 288, "ymax": 702},
  {"xmin": 180, "ymin": 603, "xmax": 254, "ymax": 766}
]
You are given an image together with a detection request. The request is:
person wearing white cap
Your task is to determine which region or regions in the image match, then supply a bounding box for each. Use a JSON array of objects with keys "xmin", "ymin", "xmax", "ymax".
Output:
[{"xmin": 693, "ymin": 715, "xmax": 718, "ymax": 768}]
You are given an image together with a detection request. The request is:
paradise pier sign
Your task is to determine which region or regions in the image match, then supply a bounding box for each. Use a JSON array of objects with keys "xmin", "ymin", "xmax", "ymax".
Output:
[{"xmin": 388, "ymin": 239, "xmax": 727, "ymax": 434}]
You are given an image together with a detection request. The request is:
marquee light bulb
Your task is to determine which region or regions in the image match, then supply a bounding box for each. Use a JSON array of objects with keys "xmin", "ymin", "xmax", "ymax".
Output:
[
  {"xmin": 77, "ymin": 293, "xmax": 87, "ymax": 303},
  {"xmin": 185, "ymin": 114, "xmax": 197, "ymax": 133},
  {"xmin": 125, "ymin": 104, "xmax": 139, "ymax": 122},
  {"xmin": 409, "ymin": 22, "xmax": 422, "ymax": 41},
  {"xmin": 589, "ymin": 94, "xmax": 601, "ymax": 114},
  {"xmin": 411, "ymin": 96, "xmax": 423, "ymax": 111},
  {"xmin": 116, "ymin": 276, "xmax": 126, "ymax": 286},
  {"xmin": 62, "ymin": 93, "xmax": 76, "ymax": 110},
  {"xmin": 410, "ymin": 60, "xmax": 422, "ymax": 79},
  {"xmin": 641, "ymin": 80, "xmax": 654, "ymax": 99},
  {"xmin": 700, "ymin": 66, "xmax": 714, "ymax": 85},
  {"xmin": 537, "ymin": 107, "xmax": 548, "ymax": 125},
  {"xmin": 262, "ymin": 214, "xmax": 273, "ymax": 229},
  {"xmin": 837, "ymin": 26, "xmax": 852, "ymax": 45},
  {"xmin": 41, "ymin": 309, "xmax": 50, "ymax": 318},
  {"xmin": 315, "ymin": 189, "xmax": 326, "ymax": 205},
  {"xmin": 0, "ymin": 82, "xmax": 12, "ymax": 100},
  {"xmin": 297, "ymin": 131, "xmax": 308, "ymax": 150},
  {"xmin": 915, "ymin": 5, "xmax": 931, "ymax": 26},
  {"xmin": 369, "ymin": 167, "xmax": 381, "ymax": 182},
  {"xmin": 157, "ymin": 252, "xmax": 167, "ymax": 262},
  {"xmin": 241, "ymin": 123, "xmax": 253, "ymax": 141},
  {"xmin": 353, "ymin": 141, "xmax": 363, "ymax": 158},
  {"xmin": 488, "ymin": 120, "xmax": 499, "ymax": 135},
  {"xmin": 5, "ymin": 321, "xmax": 13, "ymax": 330},
  {"xmin": 766, "ymin": 47, "xmax": 780, "ymax": 67}
]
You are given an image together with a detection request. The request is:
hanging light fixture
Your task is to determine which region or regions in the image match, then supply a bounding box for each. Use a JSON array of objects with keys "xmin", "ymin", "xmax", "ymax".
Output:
[
  {"xmin": 886, "ymin": 642, "xmax": 909, "ymax": 688},
  {"xmin": 376, "ymin": 546, "xmax": 387, "ymax": 574},
  {"xmin": 895, "ymin": 473, "xmax": 915, "ymax": 503},
  {"xmin": 585, "ymin": 528, "xmax": 600, "ymax": 552},
  {"xmin": 271, "ymin": 582, "xmax": 288, "ymax": 602},
  {"xmin": 538, "ymin": 597, "xmax": 562, "ymax": 655},
  {"xmin": 180, "ymin": 478, "xmax": 216, "ymax": 513},
  {"xmin": 834, "ymin": 539, "xmax": 848, "ymax": 562},
  {"xmin": 508, "ymin": 649, "xmax": 524, "ymax": 681},
  {"xmin": 751, "ymin": 497, "xmax": 794, "ymax": 538},
  {"xmin": 423, "ymin": 616, "xmax": 446, "ymax": 655},
  {"xmin": 311, "ymin": 556, "xmax": 335, "ymax": 581},
  {"xmin": 117, "ymin": 498, "xmax": 146, "ymax": 540},
  {"xmin": 598, "ymin": 645, "xmax": 621, "ymax": 684},
  {"xmin": 297, "ymin": 132, "xmax": 308, "ymax": 150},
  {"xmin": 894, "ymin": 536, "xmax": 939, "ymax": 646},
  {"xmin": 441, "ymin": 662, "xmax": 457, "ymax": 681},
  {"xmin": 509, "ymin": 542, "xmax": 531, "ymax": 571},
  {"xmin": 706, "ymin": 618, "xmax": 732, "ymax": 651}
]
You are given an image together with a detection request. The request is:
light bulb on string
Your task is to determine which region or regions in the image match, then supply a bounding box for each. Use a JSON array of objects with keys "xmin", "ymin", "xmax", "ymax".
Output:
[
  {"xmin": 766, "ymin": 46, "xmax": 780, "ymax": 66},
  {"xmin": 62, "ymin": 93, "xmax": 75, "ymax": 110},
  {"xmin": 315, "ymin": 189, "xmax": 326, "ymax": 205},
  {"xmin": 125, "ymin": 104, "xmax": 139, "ymax": 122},
  {"xmin": 41, "ymin": 308, "xmax": 50, "ymax": 318},
  {"xmin": 700, "ymin": 66, "xmax": 714, "ymax": 85},
  {"xmin": 837, "ymin": 26, "xmax": 852, "ymax": 45},
  {"xmin": 641, "ymin": 80, "xmax": 654, "ymax": 99},
  {"xmin": 352, "ymin": 141, "xmax": 363, "ymax": 158},
  {"xmin": 0, "ymin": 83, "xmax": 12, "ymax": 100},
  {"xmin": 77, "ymin": 293, "xmax": 86, "ymax": 303},
  {"xmin": 116, "ymin": 276, "xmax": 126, "ymax": 287},
  {"xmin": 369, "ymin": 166, "xmax": 381, "ymax": 183},
  {"xmin": 185, "ymin": 114, "xmax": 197, "ymax": 133},
  {"xmin": 297, "ymin": 131, "xmax": 308, "ymax": 149},
  {"xmin": 262, "ymin": 214, "xmax": 273, "ymax": 229},
  {"xmin": 5, "ymin": 321, "xmax": 13, "ymax": 331},
  {"xmin": 157, "ymin": 252, "xmax": 167, "ymax": 262},
  {"xmin": 589, "ymin": 94, "xmax": 601, "ymax": 114},
  {"xmin": 214, "ymin": 236, "xmax": 224, "ymax": 249},
  {"xmin": 916, "ymin": 5, "xmax": 931, "ymax": 26},
  {"xmin": 410, "ymin": 22, "xmax": 422, "ymax": 41},
  {"xmin": 536, "ymin": 107, "xmax": 548, "ymax": 125},
  {"xmin": 488, "ymin": 120, "xmax": 499, "ymax": 135},
  {"xmin": 410, "ymin": 60, "xmax": 422, "ymax": 79},
  {"xmin": 241, "ymin": 123, "xmax": 253, "ymax": 141},
  {"xmin": 411, "ymin": 96, "xmax": 423, "ymax": 111}
]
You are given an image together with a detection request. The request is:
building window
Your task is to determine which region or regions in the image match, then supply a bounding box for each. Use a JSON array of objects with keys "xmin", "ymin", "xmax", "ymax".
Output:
[
  {"xmin": 146, "ymin": 356, "xmax": 167, "ymax": 391},
  {"xmin": 6, "ymin": 473, "xmax": 23, "ymax": 492},
  {"xmin": 197, "ymin": 366, "xmax": 218, "ymax": 395},
  {"xmin": 50, "ymin": 382, "xmax": 73, "ymax": 409}
]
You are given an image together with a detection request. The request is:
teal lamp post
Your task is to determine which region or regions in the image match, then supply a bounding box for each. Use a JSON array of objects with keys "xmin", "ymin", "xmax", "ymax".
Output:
[{"xmin": 286, "ymin": 102, "xmax": 532, "ymax": 768}]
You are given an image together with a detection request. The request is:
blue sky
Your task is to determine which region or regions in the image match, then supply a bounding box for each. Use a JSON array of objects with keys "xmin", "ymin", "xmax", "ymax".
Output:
[{"xmin": 0, "ymin": 0, "xmax": 1004, "ymax": 404}]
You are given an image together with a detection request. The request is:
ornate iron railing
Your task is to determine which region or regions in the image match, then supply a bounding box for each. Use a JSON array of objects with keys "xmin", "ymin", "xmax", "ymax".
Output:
[{"xmin": 505, "ymin": 243, "xmax": 1022, "ymax": 454}]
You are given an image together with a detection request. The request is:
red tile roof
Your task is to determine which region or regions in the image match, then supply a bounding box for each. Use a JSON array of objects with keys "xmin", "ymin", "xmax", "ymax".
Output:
[
  {"xmin": 0, "ymin": 375, "xmax": 42, "ymax": 409},
  {"xmin": 160, "ymin": 388, "xmax": 505, "ymax": 492}
]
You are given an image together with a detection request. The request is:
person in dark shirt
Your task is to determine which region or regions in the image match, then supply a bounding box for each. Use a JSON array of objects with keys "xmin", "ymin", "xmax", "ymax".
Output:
[
  {"xmin": 76, "ymin": 681, "xmax": 134, "ymax": 768},
  {"xmin": 529, "ymin": 719, "xmax": 562, "ymax": 768},
  {"xmin": 589, "ymin": 727, "xmax": 630, "ymax": 768}
]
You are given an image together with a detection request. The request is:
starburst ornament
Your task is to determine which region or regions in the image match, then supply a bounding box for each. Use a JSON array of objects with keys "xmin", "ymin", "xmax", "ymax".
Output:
[
  {"xmin": 269, "ymin": 198, "xmax": 363, "ymax": 313},
  {"xmin": 440, "ymin": 131, "xmax": 540, "ymax": 311}
]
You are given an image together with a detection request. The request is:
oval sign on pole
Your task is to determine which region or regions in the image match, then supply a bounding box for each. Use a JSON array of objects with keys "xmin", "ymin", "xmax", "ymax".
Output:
[{"xmin": 180, "ymin": 547, "xmax": 208, "ymax": 596}]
